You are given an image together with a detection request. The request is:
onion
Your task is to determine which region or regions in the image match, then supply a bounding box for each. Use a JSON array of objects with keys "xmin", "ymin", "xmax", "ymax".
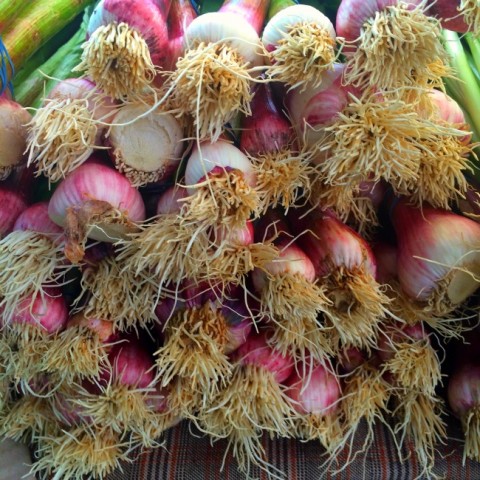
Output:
[
  {"xmin": 427, "ymin": 0, "xmax": 478, "ymax": 34},
  {"xmin": 391, "ymin": 199, "xmax": 480, "ymax": 315},
  {"xmin": 292, "ymin": 208, "xmax": 389, "ymax": 352},
  {"xmin": 337, "ymin": 0, "xmax": 449, "ymax": 92},
  {"xmin": 26, "ymin": 78, "xmax": 116, "ymax": 182},
  {"xmin": 75, "ymin": 0, "xmax": 171, "ymax": 99},
  {"xmin": 0, "ymin": 97, "xmax": 31, "ymax": 180},
  {"xmin": 448, "ymin": 363, "xmax": 480, "ymax": 463},
  {"xmin": 262, "ymin": 4, "xmax": 337, "ymax": 90},
  {"xmin": 0, "ymin": 202, "xmax": 70, "ymax": 324},
  {"xmin": 198, "ymin": 330, "xmax": 295, "ymax": 476},
  {"xmin": 285, "ymin": 362, "xmax": 343, "ymax": 453},
  {"xmin": 166, "ymin": 0, "xmax": 268, "ymax": 141},
  {"xmin": 48, "ymin": 160, "xmax": 146, "ymax": 263},
  {"xmin": 106, "ymin": 102, "xmax": 184, "ymax": 187},
  {"xmin": 0, "ymin": 187, "xmax": 27, "ymax": 238}
]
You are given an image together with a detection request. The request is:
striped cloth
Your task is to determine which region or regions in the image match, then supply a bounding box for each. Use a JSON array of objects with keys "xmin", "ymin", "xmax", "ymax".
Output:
[{"xmin": 108, "ymin": 419, "xmax": 480, "ymax": 480}]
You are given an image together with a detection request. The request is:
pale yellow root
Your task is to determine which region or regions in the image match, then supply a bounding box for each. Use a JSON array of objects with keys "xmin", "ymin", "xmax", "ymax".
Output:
[
  {"xmin": 388, "ymin": 283, "xmax": 473, "ymax": 339},
  {"xmin": 155, "ymin": 303, "xmax": 232, "ymax": 412},
  {"xmin": 0, "ymin": 396, "xmax": 52, "ymax": 442},
  {"xmin": 296, "ymin": 413, "xmax": 345, "ymax": 454},
  {"xmin": 169, "ymin": 41, "xmax": 254, "ymax": 141},
  {"xmin": 79, "ymin": 255, "xmax": 158, "ymax": 331},
  {"xmin": 408, "ymin": 130, "xmax": 474, "ymax": 209},
  {"xmin": 342, "ymin": 365, "xmax": 390, "ymax": 435},
  {"xmin": 461, "ymin": 406, "xmax": 480, "ymax": 463},
  {"xmin": 75, "ymin": 22, "xmax": 157, "ymax": 100},
  {"xmin": 267, "ymin": 314, "xmax": 334, "ymax": 363},
  {"xmin": 2, "ymin": 324, "xmax": 51, "ymax": 385},
  {"xmin": 129, "ymin": 409, "xmax": 179, "ymax": 449},
  {"xmin": 344, "ymin": 3, "xmax": 449, "ymax": 91},
  {"xmin": 267, "ymin": 22, "xmax": 335, "ymax": 90},
  {"xmin": 252, "ymin": 149, "xmax": 318, "ymax": 214},
  {"xmin": 115, "ymin": 214, "xmax": 207, "ymax": 286},
  {"xmin": 383, "ymin": 340, "xmax": 442, "ymax": 395},
  {"xmin": 459, "ymin": 1, "xmax": 480, "ymax": 35},
  {"xmin": 182, "ymin": 169, "xmax": 260, "ymax": 230},
  {"xmin": 204, "ymin": 241, "xmax": 279, "ymax": 285},
  {"xmin": 393, "ymin": 392, "xmax": 447, "ymax": 478},
  {"xmin": 319, "ymin": 93, "xmax": 447, "ymax": 195},
  {"xmin": 26, "ymin": 98, "xmax": 97, "ymax": 182},
  {"xmin": 42, "ymin": 326, "xmax": 109, "ymax": 382},
  {"xmin": 261, "ymin": 272, "xmax": 331, "ymax": 324},
  {"xmin": 64, "ymin": 199, "xmax": 139, "ymax": 264},
  {"xmin": 0, "ymin": 231, "xmax": 68, "ymax": 324},
  {"xmin": 31, "ymin": 425, "xmax": 129, "ymax": 480},
  {"xmin": 322, "ymin": 266, "xmax": 389, "ymax": 352},
  {"xmin": 199, "ymin": 364, "xmax": 296, "ymax": 440},
  {"xmin": 310, "ymin": 180, "xmax": 380, "ymax": 238},
  {"xmin": 72, "ymin": 384, "xmax": 153, "ymax": 434}
]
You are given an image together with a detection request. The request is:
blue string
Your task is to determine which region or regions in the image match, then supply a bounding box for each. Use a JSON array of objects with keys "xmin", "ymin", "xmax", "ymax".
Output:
[
  {"xmin": 190, "ymin": 0, "xmax": 201, "ymax": 15},
  {"xmin": 0, "ymin": 35, "xmax": 14, "ymax": 97}
]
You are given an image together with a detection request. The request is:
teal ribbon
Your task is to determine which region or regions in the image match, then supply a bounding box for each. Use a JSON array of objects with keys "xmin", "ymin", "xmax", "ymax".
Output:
[{"xmin": 0, "ymin": 35, "xmax": 14, "ymax": 96}]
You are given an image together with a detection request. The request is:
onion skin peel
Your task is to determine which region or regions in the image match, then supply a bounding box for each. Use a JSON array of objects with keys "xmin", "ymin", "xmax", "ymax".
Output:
[
  {"xmin": 48, "ymin": 161, "xmax": 146, "ymax": 264},
  {"xmin": 75, "ymin": 0, "xmax": 171, "ymax": 99}
]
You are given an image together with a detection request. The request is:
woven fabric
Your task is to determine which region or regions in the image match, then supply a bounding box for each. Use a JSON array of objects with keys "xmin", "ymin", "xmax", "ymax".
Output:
[{"xmin": 107, "ymin": 420, "xmax": 480, "ymax": 480}]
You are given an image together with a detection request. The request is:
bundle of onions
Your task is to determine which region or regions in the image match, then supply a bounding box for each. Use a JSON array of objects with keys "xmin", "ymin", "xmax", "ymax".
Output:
[
  {"xmin": 48, "ymin": 160, "xmax": 146, "ymax": 264},
  {"xmin": 262, "ymin": 0, "xmax": 337, "ymax": 90},
  {"xmin": 338, "ymin": 348, "xmax": 390, "ymax": 455},
  {"xmin": 0, "ymin": 202, "xmax": 71, "ymax": 322},
  {"xmin": 0, "ymin": 96, "xmax": 31, "ymax": 180},
  {"xmin": 167, "ymin": 0, "xmax": 268, "ymax": 140},
  {"xmin": 240, "ymin": 81, "xmax": 317, "ymax": 213},
  {"xmin": 114, "ymin": 186, "xmax": 206, "ymax": 289},
  {"xmin": 181, "ymin": 139, "xmax": 261, "ymax": 230},
  {"xmin": 337, "ymin": 0, "xmax": 449, "ymax": 92},
  {"xmin": 377, "ymin": 322, "xmax": 441, "ymax": 396},
  {"xmin": 0, "ymin": 187, "xmax": 27, "ymax": 238},
  {"xmin": 0, "ymin": 288, "xmax": 68, "ymax": 389},
  {"xmin": 251, "ymin": 212, "xmax": 332, "ymax": 361},
  {"xmin": 26, "ymin": 79, "xmax": 116, "ymax": 183},
  {"xmin": 198, "ymin": 331, "xmax": 295, "ymax": 475},
  {"xmin": 105, "ymin": 102, "xmax": 185, "ymax": 187},
  {"xmin": 390, "ymin": 199, "xmax": 480, "ymax": 316},
  {"xmin": 74, "ymin": 251, "xmax": 159, "ymax": 332},
  {"xmin": 448, "ymin": 363, "xmax": 480, "ymax": 463},
  {"xmin": 285, "ymin": 361, "xmax": 344, "ymax": 454},
  {"xmin": 30, "ymin": 385, "xmax": 130, "ymax": 480},
  {"xmin": 292, "ymin": 209, "xmax": 389, "ymax": 352},
  {"xmin": 154, "ymin": 283, "xmax": 247, "ymax": 417},
  {"xmin": 71, "ymin": 338, "xmax": 157, "ymax": 436},
  {"xmin": 42, "ymin": 312, "xmax": 117, "ymax": 383},
  {"xmin": 75, "ymin": 0, "xmax": 171, "ymax": 99},
  {"xmin": 427, "ymin": 0, "xmax": 479, "ymax": 34}
]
